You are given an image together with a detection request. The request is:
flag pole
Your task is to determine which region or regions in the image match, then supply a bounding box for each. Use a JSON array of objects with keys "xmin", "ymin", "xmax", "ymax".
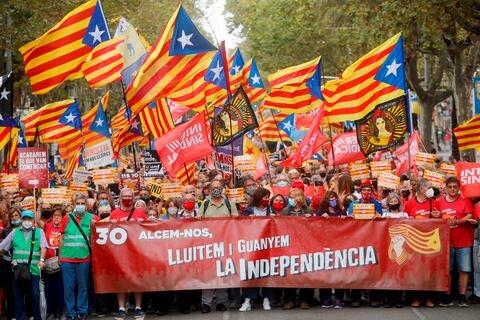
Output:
[
  {"xmin": 183, "ymin": 163, "xmax": 192, "ymax": 185},
  {"xmin": 119, "ymin": 80, "xmax": 138, "ymax": 171},
  {"xmin": 255, "ymin": 131, "xmax": 273, "ymax": 186},
  {"xmin": 220, "ymin": 41, "xmax": 236, "ymax": 187}
]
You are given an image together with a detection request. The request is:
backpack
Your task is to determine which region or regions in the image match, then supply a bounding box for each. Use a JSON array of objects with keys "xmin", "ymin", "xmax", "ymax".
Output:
[{"xmin": 202, "ymin": 196, "xmax": 232, "ymax": 216}]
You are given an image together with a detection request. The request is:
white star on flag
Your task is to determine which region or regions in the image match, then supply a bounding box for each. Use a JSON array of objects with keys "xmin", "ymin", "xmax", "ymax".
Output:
[
  {"xmin": 177, "ymin": 30, "xmax": 193, "ymax": 49},
  {"xmin": 18, "ymin": 135, "xmax": 24, "ymax": 145},
  {"xmin": 0, "ymin": 114, "xmax": 3, "ymax": 121},
  {"xmin": 89, "ymin": 25, "xmax": 105, "ymax": 44},
  {"xmin": 95, "ymin": 118, "xmax": 104, "ymax": 127},
  {"xmin": 282, "ymin": 121, "xmax": 293, "ymax": 132},
  {"xmin": 232, "ymin": 65, "xmax": 241, "ymax": 74},
  {"xmin": 210, "ymin": 62, "xmax": 223, "ymax": 81},
  {"xmin": 65, "ymin": 113, "xmax": 76, "ymax": 123},
  {"xmin": 131, "ymin": 119, "xmax": 140, "ymax": 129},
  {"xmin": 0, "ymin": 88, "xmax": 10, "ymax": 100},
  {"xmin": 251, "ymin": 73, "xmax": 261, "ymax": 85},
  {"xmin": 385, "ymin": 59, "xmax": 402, "ymax": 77}
]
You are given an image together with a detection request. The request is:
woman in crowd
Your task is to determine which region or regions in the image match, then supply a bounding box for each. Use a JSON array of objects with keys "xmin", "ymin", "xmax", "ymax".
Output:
[
  {"xmin": 239, "ymin": 188, "xmax": 273, "ymax": 311},
  {"xmin": 317, "ymin": 191, "xmax": 345, "ymax": 309},
  {"xmin": 0, "ymin": 206, "xmax": 22, "ymax": 320},
  {"xmin": 335, "ymin": 174, "xmax": 353, "ymax": 205},
  {"xmin": 163, "ymin": 198, "xmax": 181, "ymax": 220}
]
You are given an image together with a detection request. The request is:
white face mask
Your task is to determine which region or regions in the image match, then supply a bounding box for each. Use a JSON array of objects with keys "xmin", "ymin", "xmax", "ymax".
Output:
[
  {"xmin": 425, "ymin": 188, "xmax": 435, "ymax": 198},
  {"xmin": 167, "ymin": 207, "xmax": 178, "ymax": 215},
  {"xmin": 22, "ymin": 220, "xmax": 33, "ymax": 230}
]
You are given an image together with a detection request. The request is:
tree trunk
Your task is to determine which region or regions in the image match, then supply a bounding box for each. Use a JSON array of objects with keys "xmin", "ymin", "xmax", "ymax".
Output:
[{"xmin": 417, "ymin": 98, "xmax": 435, "ymax": 152}]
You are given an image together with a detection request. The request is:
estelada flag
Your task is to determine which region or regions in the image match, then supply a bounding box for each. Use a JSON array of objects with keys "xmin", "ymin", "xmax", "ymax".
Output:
[
  {"xmin": 355, "ymin": 95, "xmax": 408, "ymax": 155},
  {"xmin": 454, "ymin": 114, "xmax": 480, "ymax": 150},
  {"xmin": 211, "ymin": 87, "xmax": 258, "ymax": 146},
  {"xmin": 456, "ymin": 161, "xmax": 480, "ymax": 198},
  {"xmin": 154, "ymin": 112, "xmax": 213, "ymax": 176},
  {"xmin": 326, "ymin": 131, "xmax": 365, "ymax": 166}
]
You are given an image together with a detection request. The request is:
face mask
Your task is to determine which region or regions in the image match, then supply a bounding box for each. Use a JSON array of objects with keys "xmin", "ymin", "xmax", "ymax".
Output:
[
  {"xmin": 183, "ymin": 201, "xmax": 195, "ymax": 211},
  {"xmin": 246, "ymin": 186, "xmax": 256, "ymax": 196},
  {"xmin": 147, "ymin": 215, "xmax": 157, "ymax": 221},
  {"xmin": 22, "ymin": 220, "xmax": 33, "ymax": 229},
  {"xmin": 329, "ymin": 199, "xmax": 338, "ymax": 208},
  {"xmin": 260, "ymin": 199, "xmax": 270, "ymax": 207},
  {"xmin": 304, "ymin": 173, "xmax": 312, "ymax": 178},
  {"xmin": 277, "ymin": 181, "xmax": 288, "ymax": 187},
  {"xmin": 320, "ymin": 172, "xmax": 327, "ymax": 178},
  {"xmin": 140, "ymin": 197, "xmax": 150, "ymax": 203},
  {"xmin": 75, "ymin": 205, "xmax": 86, "ymax": 214},
  {"xmin": 361, "ymin": 190, "xmax": 371, "ymax": 200},
  {"xmin": 41, "ymin": 210, "xmax": 52, "ymax": 219},
  {"xmin": 211, "ymin": 188, "xmax": 223, "ymax": 198},
  {"xmin": 388, "ymin": 203, "xmax": 400, "ymax": 211},
  {"xmin": 121, "ymin": 198, "xmax": 133, "ymax": 208},
  {"xmin": 11, "ymin": 220, "xmax": 21, "ymax": 226},
  {"xmin": 167, "ymin": 207, "xmax": 178, "ymax": 215},
  {"xmin": 425, "ymin": 188, "xmax": 435, "ymax": 198},
  {"xmin": 288, "ymin": 198, "xmax": 297, "ymax": 207},
  {"xmin": 272, "ymin": 202, "xmax": 285, "ymax": 211}
]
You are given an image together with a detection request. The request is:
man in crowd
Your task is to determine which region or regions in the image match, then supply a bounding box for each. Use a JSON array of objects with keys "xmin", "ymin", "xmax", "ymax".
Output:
[
  {"xmin": 0, "ymin": 210, "xmax": 47, "ymax": 320},
  {"xmin": 437, "ymin": 177, "xmax": 474, "ymax": 307},
  {"xmin": 59, "ymin": 195, "xmax": 99, "ymax": 320},
  {"xmin": 197, "ymin": 179, "xmax": 238, "ymax": 313},
  {"xmin": 348, "ymin": 180, "xmax": 383, "ymax": 217}
]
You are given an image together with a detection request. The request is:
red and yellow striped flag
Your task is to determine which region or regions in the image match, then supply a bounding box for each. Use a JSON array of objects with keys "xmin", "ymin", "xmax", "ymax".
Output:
[
  {"xmin": 263, "ymin": 56, "xmax": 322, "ymax": 114},
  {"xmin": 64, "ymin": 147, "xmax": 82, "ymax": 179},
  {"xmin": 23, "ymin": 99, "xmax": 82, "ymax": 143},
  {"xmin": 0, "ymin": 127, "xmax": 18, "ymax": 152},
  {"xmin": 126, "ymin": 5, "xmax": 217, "ymax": 115},
  {"xmin": 138, "ymin": 100, "xmax": 175, "ymax": 139},
  {"xmin": 18, "ymin": 0, "xmax": 98, "ymax": 94},
  {"xmin": 323, "ymin": 33, "xmax": 405, "ymax": 123},
  {"xmin": 454, "ymin": 114, "xmax": 480, "ymax": 150},
  {"xmin": 111, "ymin": 118, "xmax": 145, "ymax": 156},
  {"xmin": 174, "ymin": 161, "xmax": 196, "ymax": 185},
  {"xmin": 258, "ymin": 113, "xmax": 292, "ymax": 143},
  {"xmin": 82, "ymin": 36, "xmax": 125, "ymax": 88},
  {"xmin": 111, "ymin": 105, "xmax": 130, "ymax": 129}
]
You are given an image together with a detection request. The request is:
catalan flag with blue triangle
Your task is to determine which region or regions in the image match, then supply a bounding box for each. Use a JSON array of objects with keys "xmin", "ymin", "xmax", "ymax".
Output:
[{"xmin": 19, "ymin": 0, "xmax": 109, "ymax": 94}]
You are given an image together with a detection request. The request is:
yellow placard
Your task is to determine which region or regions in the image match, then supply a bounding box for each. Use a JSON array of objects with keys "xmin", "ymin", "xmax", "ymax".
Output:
[
  {"xmin": 226, "ymin": 188, "xmax": 246, "ymax": 204},
  {"xmin": 353, "ymin": 203, "xmax": 375, "ymax": 219},
  {"xmin": 378, "ymin": 172, "xmax": 400, "ymax": 189},
  {"xmin": 370, "ymin": 160, "xmax": 392, "ymax": 178},
  {"xmin": 423, "ymin": 169, "xmax": 445, "ymax": 188}
]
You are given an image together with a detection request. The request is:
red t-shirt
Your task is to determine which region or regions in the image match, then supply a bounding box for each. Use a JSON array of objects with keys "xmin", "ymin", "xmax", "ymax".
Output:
[
  {"xmin": 60, "ymin": 213, "xmax": 100, "ymax": 263},
  {"xmin": 474, "ymin": 203, "xmax": 480, "ymax": 220},
  {"xmin": 110, "ymin": 208, "xmax": 147, "ymax": 221},
  {"xmin": 437, "ymin": 196, "xmax": 474, "ymax": 248},
  {"xmin": 404, "ymin": 197, "xmax": 439, "ymax": 219},
  {"xmin": 44, "ymin": 223, "xmax": 62, "ymax": 259}
]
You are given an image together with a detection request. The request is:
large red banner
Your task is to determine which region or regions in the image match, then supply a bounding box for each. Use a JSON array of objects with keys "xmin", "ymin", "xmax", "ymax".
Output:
[{"xmin": 91, "ymin": 217, "xmax": 449, "ymax": 293}]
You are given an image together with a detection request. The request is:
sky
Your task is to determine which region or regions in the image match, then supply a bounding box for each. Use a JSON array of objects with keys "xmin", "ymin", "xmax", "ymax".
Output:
[{"xmin": 197, "ymin": 0, "xmax": 240, "ymax": 51}]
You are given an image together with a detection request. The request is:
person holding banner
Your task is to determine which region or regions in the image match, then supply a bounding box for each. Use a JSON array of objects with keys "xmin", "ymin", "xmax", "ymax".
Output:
[
  {"xmin": 239, "ymin": 188, "xmax": 273, "ymax": 312},
  {"xmin": 0, "ymin": 210, "xmax": 48, "ymax": 320},
  {"xmin": 109, "ymin": 189, "xmax": 146, "ymax": 319},
  {"xmin": 198, "ymin": 179, "xmax": 237, "ymax": 313},
  {"xmin": 437, "ymin": 177, "xmax": 474, "ymax": 307},
  {"xmin": 403, "ymin": 179, "xmax": 439, "ymax": 308},
  {"xmin": 58, "ymin": 195, "xmax": 99, "ymax": 320}
]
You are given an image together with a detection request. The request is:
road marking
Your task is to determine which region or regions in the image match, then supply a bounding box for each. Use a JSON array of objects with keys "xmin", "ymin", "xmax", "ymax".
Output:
[{"xmin": 411, "ymin": 307, "xmax": 429, "ymax": 320}]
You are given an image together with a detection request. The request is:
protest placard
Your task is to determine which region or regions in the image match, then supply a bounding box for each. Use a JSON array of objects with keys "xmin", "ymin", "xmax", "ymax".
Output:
[
  {"xmin": 378, "ymin": 172, "xmax": 401, "ymax": 189},
  {"xmin": 72, "ymin": 169, "xmax": 93, "ymax": 183},
  {"xmin": 18, "ymin": 147, "xmax": 49, "ymax": 189},
  {"xmin": 370, "ymin": 160, "xmax": 392, "ymax": 178},
  {"xmin": 439, "ymin": 163, "xmax": 456, "ymax": 176},
  {"xmin": 143, "ymin": 150, "xmax": 163, "ymax": 178},
  {"xmin": 415, "ymin": 152, "xmax": 436, "ymax": 168},
  {"xmin": 83, "ymin": 140, "xmax": 114, "ymax": 169},
  {"xmin": 0, "ymin": 174, "xmax": 19, "ymax": 193},
  {"xmin": 120, "ymin": 172, "xmax": 140, "ymax": 190},
  {"xmin": 69, "ymin": 181, "xmax": 88, "ymax": 196},
  {"xmin": 42, "ymin": 188, "xmax": 68, "ymax": 204},
  {"xmin": 423, "ymin": 170, "xmax": 445, "ymax": 188},
  {"xmin": 159, "ymin": 183, "xmax": 182, "ymax": 198},
  {"xmin": 92, "ymin": 168, "xmax": 118, "ymax": 186},
  {"xmin": 349, "ymin": 163, "xmax": 370, "ymax": 181},
  {"xmin": 352, "ymin": 203, "xmax": 376, "ymax": 219},
  {"xmin": 226, "ymin": 188, "xmax": 246, "ymax": 204}
]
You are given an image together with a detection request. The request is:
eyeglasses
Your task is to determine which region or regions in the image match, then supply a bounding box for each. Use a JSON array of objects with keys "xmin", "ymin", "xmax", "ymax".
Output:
[{"xmin": 446, "ymin": 185, "xmax": 458, "ymax": 189}]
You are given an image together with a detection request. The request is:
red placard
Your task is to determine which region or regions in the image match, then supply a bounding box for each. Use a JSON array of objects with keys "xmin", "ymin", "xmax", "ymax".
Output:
[
  {"xmin": 18, "ymin": 147, "xmax": 49, "ymax": 189},
  {"xmin": 92, "ymin": 217, "xmax": 449, "ymax": 293},
  {"xmin": 456, "ymin": 161, "xmax": 480, "ymax": 198}
]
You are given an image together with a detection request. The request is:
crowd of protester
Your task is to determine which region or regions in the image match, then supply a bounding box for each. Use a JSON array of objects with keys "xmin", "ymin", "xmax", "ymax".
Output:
[{"xmin": 0, "ymin": 159, "xmax": 480, "ymax": 319}]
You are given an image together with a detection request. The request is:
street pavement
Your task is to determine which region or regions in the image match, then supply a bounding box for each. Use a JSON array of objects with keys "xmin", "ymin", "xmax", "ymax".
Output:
[{"xmin": 102, "ymin": 304, "xmax": 480, "ymax": 320}]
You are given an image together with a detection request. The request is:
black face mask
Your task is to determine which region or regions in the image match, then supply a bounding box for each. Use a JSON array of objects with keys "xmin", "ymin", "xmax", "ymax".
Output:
[
  {"xmin": 41, "ymin": 210, "xmax": 52, "ymax": 219},
  {"xmin": 388, "ymin": 203, "xmax": 400, "ymax": 211},
  {"xmin": 320, "ymin": 172, "xmax": 327, "ymax": 178}
]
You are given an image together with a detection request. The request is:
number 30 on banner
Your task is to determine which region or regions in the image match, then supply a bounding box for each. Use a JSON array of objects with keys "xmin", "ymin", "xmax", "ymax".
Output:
[{"xmin": 96, "ymin": 227, "xmax": 128, "ymax": 245}]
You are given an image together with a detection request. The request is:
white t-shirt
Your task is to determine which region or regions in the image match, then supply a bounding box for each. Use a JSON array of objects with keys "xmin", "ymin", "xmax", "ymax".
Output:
[{"xmin": 253, "ymin": 207, "xmax": 268, "ymax": 216}]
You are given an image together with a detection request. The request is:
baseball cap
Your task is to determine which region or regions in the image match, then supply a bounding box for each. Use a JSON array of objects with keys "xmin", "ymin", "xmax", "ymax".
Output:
[{"xmin": 21, "ymin": 210, "xmax": 34, "ymax": 219}]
